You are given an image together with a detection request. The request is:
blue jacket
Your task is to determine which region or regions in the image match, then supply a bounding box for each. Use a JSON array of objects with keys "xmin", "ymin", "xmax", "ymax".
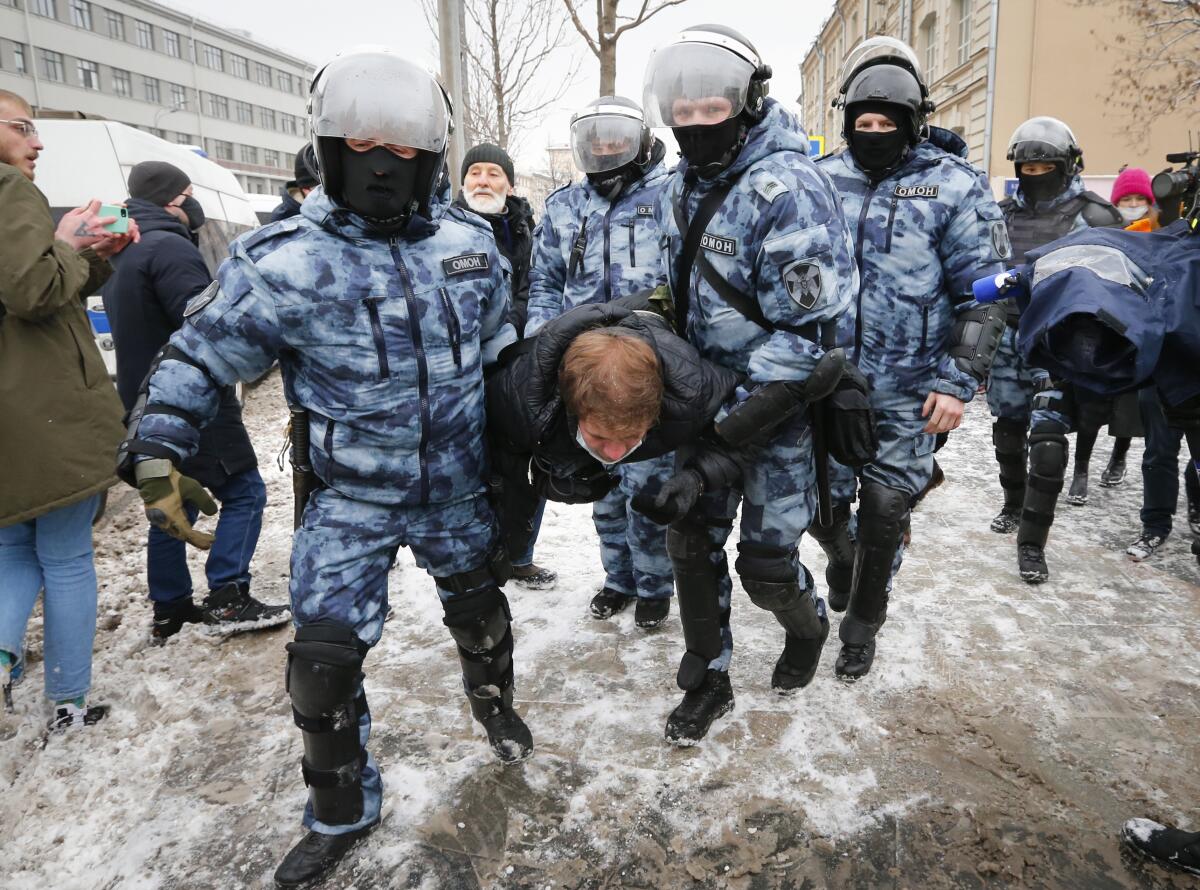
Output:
[
  {"xmin": 818, "ymin": 128, "xmax": 1009, "ymax": 400},
  {"xmin": 525, "ymin": 147, "xmax": 670, "ymax": 334},
  {"xmin": 133, "ymin": 186, "xmax": 514, "ymax": 507},
  {"xmin": 658, "ymin": 99, "xmax": 858, "ymax": 385}
]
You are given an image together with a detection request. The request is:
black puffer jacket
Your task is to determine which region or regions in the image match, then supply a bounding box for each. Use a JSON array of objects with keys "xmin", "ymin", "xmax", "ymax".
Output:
[
  {"xmin": 101, "ymin": 199, "xmax": 256, "ymax": 490},
  {"xmin": 453, "ymin": 193, "xmax": 536, "ymax": 334}
]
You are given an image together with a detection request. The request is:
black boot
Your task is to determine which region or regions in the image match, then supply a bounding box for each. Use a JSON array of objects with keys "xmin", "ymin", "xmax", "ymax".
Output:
[
  {"xmin": 201, "ymin": 582, "xmax": 291, "ymax": 634},
  {"xmin": 1018, "ymin": 543, "xmax": 1049, "ymax": 583},
  {"xmin": 1017, "ymin": 420, "xmax": 1067, "ymax": 585},
  {"xmin": 1121, "ymin": 819, "xmax": 1200, "ymax": 877},
  {"xmin": 480, "ymin": 708, "xmax": 533, "ymax": 763},
  {"xmin": 589, "ymin": 588, "xmax": 635, "ymax": 619},
  {"xmin": 151, "ymin": 596, "xmax": 204, "ymax": 642},
  {"xmin": 1100, "ymin": 454, "xmax": 1127, "ymax": 487},
  {"xmin": 274, "ymin": 822, "xmax": 379, "ymax": 888},
  {"xmin": 634, "ymin": 597, "xmax": 671, "ymax": 629},
  {"xmin": 991, "ymin": 419, "xmax": 1028, "ymax": 533},
  {"xmin": 807, "ymin": 503, "xmax": 853, "ymax": 612},
  {"xmin": 835, "ymin": 639, "xmax": 876, "ymax": 680},
  {"xmin": 665, "ymin": 669, "xmax": 733, "ymax": 746},
  {"xmin": 772, "ymin": 605, "xmax": 830, "ymax": 693},
  {"xmin": 1065, "ymin": 471, "xmax": 1088, "ymax": 506}
]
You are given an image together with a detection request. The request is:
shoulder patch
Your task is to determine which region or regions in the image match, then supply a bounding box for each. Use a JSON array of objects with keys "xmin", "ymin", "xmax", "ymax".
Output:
[
  {"xmin": 443, "ymin": 252, "xmax": 491, "ymax": 276},
  {"xmin": 701, "ymin": 233, "xmax": 737, "ymax": 256},
  {"xmin": 782, "ymin": 260, "xmax": 822, "ymax": 310},
  {"xmin": 990, "ymin": 222, "xmax": 1013, "ymax": 260},
  {"xmin": 750, "ymin": 171, "xmax": 790, "ymax": 204},
  {"xmin": 183, "ymin": 280, "xmax": 219, "ymax": 318}
]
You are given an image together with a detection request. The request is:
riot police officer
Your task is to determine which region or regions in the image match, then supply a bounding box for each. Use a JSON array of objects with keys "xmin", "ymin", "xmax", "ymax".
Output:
[
  {"xmin": 639, "ymin": 25, "xmax": 859, "ymax": 743},
  {"xmin": 813, "ymin": 37, "xmax": 1009, "ymax": 679},
  {"xmin": 991, "ymin": 118, "xmax": 1123, "ymax": 581},
  {"xmin": 987, "ymin": 117, "xmax": 1122, "ymax": 549},
  {"xmin": 115, "ymin": 49, "xmax": 525, "ymax": 887},
  {"xmin": 525, "ymin": 97, "xmax": 676, "ymax": 629}
]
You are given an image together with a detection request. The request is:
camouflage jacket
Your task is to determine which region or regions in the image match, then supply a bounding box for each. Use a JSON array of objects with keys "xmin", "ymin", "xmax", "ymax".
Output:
[
  {"xmin": 657, "ymin": 98, "xmax": 858, "ymax": 385},
  {"xmin": 130, "ymin": 187, "xmax": 514, "ymax": 507},
  {"xmin": 818, "ymin": 129, "xmax": 1010, "ymax": 401},
  {"xmin": 525, "ymin": 152, "xmax": 670, "ymax": 334}
]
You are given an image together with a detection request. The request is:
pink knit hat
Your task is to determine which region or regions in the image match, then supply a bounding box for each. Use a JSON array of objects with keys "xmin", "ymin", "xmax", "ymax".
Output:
[{"xmin": 1111, "ymin": 167, "xmax": 1155, "ymax": 205}]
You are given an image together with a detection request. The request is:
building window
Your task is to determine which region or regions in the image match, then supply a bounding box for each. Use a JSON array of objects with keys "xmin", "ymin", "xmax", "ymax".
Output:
[
  {"xmin": 170, "ymin": 83, "xmax": 187, "ymax": 108},
  {"xmin": 111, "ymin": 67, "xmax": 131, "ymax": 97},
  {"xmin": 264, "ymin": 149, "xmax": 281, "ymax": 169},
  {"xmin": 135, "ymin": 20, "xmax": 153, "ymax": 50},
  {"xmin": 258, "ymin": 107, "xmax": 276, "ymax": 130},
  {"xmin": 163, "ymin": 30, "xmax": 180, "ymax": 58},
  {"xmin": 69, "ymin": 0, "xmax": 92, "ymax": 29},
  {"xmin": 13, "ymin": 44, "xmax": 26, "ymax": 76},
  {"xmin": 77, "ymin": 59, "xmax": 100, "ymax": 90},
  {"xmin": 149, "ymin": 127, "xmax": 165, "ymax": 139},
  {"xmin": 239, "ymin": 144, "xmax": 258, "ymax": 164},
  {"xmin": 106, "ymin": 9, "xmax": 124, "ymax": 40},
  {"xmin": 32, "ymin": 0, "xmax": 56, "ymax": 18},
  {"xmin": 254, "ymin": 62, "xmax": 271, "ymax": 86},
  {"xmin": 143, "ymin": 75, "xmax": 160, "ymax": 104},
  {"xmin": 280, "ymin": 113, "xmax": 298, "ymax": 135},
  {"xmin": 200, "ymin": 44, "xmax": 223, "ymax": 70},
  {"xmin": 230, "ymin": 54, "xmax": 248, "ymax": 79},
  {"xmin": 278, "ymin": 71, "xmax": 293, "ymax": 93},
  {"xmin": 957, "ymin": 0, "xmax": 972, "ymax": 66},
  {"xmin": 205, "ymin": 93, "xmax": 229, "ymax": 119},
  {"xmin": 174, "ymin": 132, "xmax": 192, "ymax": 145},
  {"xmin": 234, "ymin": 100, "xmax": 253, "ymax": 124},
  {"xmin": 919, "ymin": 14, "xmax": 937, "ymax": 80},
  {"xmin": 210, "ymin": 139, "xmax": 233, "ymax": 161}
]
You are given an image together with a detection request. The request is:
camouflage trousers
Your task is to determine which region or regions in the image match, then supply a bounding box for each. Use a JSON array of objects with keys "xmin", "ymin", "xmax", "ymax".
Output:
[
  {"xmin": 592, "ymin": 453, "xmax": 675, "ymax": 600},
  {"xmin": 986, "ymin": 327, "xmax": 1038, "ymax": 423},
  {"xmin": 289, "ymin": 487, "xmax": 498, "ymax": 836}
]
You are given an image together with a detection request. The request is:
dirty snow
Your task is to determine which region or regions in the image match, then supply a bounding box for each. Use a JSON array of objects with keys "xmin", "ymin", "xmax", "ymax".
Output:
[{"xmin": 2, "ymin": 368, "xmax": 1198, "ymax": 889}]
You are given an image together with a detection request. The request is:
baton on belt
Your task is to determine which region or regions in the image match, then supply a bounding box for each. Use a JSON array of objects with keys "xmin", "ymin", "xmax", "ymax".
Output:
[{"xmin": 289, "ymin": 408, "xmax": 319, "ymax": 530}]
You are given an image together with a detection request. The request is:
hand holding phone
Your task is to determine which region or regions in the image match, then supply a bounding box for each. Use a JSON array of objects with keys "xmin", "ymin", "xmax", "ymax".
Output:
[{"xmin": 98, "ymin": 203, "xmax": 130, "ymax": 234}]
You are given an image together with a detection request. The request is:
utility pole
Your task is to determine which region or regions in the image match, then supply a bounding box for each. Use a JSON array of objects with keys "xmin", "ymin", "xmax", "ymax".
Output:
[{"xmin": 437, "ymin": 0, "xmax": 467, "ymax": 195}]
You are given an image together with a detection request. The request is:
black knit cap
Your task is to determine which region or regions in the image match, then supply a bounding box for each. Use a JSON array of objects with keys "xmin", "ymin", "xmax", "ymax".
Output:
[
  {"xmin": 127, "ymin": 160, "xmax": 191, "ymax": 206},
  {"xmin": 290, "ymin": 144, "xmax": 319, "ymax": 190},
  {"xmin": 461, "ymin": 143, "xmax": 514, "ymax": 186}
]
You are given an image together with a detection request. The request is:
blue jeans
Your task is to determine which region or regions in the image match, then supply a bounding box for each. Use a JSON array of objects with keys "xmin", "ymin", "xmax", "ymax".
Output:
[
  {"xmin": 147, "ymin": 468, "xmax": 267, "ymax": 605},
  {"xmin": 1139, "ymin": 388, "xmax": 1200, "ymax": 537},
  {"xmin": 0, "ymin": 494, "xmax": 101, "ymax": 702},
  {"xmin": 514, "ymin": 498, "xmax": 546, "ymax": 567}
]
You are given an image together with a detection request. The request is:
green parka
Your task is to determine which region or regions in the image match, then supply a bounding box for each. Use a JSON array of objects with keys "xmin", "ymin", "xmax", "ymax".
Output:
[{"xmin": 0, "ymin": 162, "xmax": 126, "ymax": 527}]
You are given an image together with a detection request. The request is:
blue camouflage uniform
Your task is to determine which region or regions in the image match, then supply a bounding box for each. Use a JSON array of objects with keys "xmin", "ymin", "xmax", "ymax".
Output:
[
  {"xmin": 526, "ymin": 158, "xmax": 675, "ymax": 603},
  {"xmin": 817, "ymin": 128, "xmax": 1009, "ymax": 590},
  {"xmin": 127, "ymin": 186, "xmax": 513, "ymax": 835},
  {"xmin": 658, "ymin": 98, "xmax": 858, "ymax": 670}
]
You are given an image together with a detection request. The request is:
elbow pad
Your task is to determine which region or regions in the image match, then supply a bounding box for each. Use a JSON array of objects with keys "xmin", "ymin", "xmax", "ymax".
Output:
[
  {"xmin": 714, "ymin": 349, "xmax": 846, "ymax": 448},
  {"xmin": 948, "ymin": 304, "xmax": 1007, "ymax": 382}
]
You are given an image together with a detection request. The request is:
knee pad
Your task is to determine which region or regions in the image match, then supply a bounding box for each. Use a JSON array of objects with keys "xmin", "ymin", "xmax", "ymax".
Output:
[
  {"xmin": 441, "ymin": 584, "xmax": 511, "ymax": 655},
  {"xmin": 1028, "ymin": 422, "xmax": 1069, "ymax": 481},
  {"xmin": 992, "ymin": 418, "xmax": 1028, "ymax": 457},
  {"xmin": 858, "ymin": 481, "xmax": 909, "ymax": 532},
  {"xmin": 734, "ymin": 542, "xmax": 799, "ymax": 611},
  {"xmin": 285, "ymin": 622, "xmax": 369, "ymax": 826}
]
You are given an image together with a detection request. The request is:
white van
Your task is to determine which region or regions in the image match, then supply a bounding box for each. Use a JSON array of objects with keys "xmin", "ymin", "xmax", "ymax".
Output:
[{"xmin": 33, "ymin": 120, "xmax": 259, "ymax": 377}]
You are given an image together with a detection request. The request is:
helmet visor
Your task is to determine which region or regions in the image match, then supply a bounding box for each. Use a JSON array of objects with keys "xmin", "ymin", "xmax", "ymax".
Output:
[
  {"xmin": 311, "ymin": 51, "xmax": 448, "ymax": 153},
  {"xmin": 570, "ymin": 112, "xmax": 644, "ymax": 173},
  {"xmin": 1007, "ymin": 117, "xmax": 1075, "ymax": 157},
  {"xmin": 838, "ymin": 37, "xmax": 924, "ymax": 94},
  {"xmin": 642, "ymin": 42, "xmax": 753, "ymax": 128}
]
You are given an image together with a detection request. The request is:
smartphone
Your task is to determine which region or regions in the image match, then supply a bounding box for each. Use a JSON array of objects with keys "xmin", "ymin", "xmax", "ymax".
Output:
[{"xmin": 98, "ymin": 203, "xmax": 129, "ymax": 234}]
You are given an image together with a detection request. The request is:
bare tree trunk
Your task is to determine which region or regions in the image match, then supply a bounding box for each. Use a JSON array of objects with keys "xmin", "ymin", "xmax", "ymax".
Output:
[{"xmin": 562, "ymin": 0, "xmax": 693, "ymax": 98}]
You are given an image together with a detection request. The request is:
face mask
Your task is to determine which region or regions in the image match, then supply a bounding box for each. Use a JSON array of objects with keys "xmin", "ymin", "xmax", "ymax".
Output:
[
  {"xmin": 179, "ymin": 195, "xmax": 205, "ymax": 231},
  {"xmin": 575, "ymin": 427, "xmax": 643, "ymax": 467},
  {"xmin": 465, "ymin": 189, "xmax": 506, "ymax": 215},
  {"xmin": 1118, "ymin": 204, "xmax": 1149, "ymax": 222},
  {"xmin": 338, "ymin": 143, "xmax": 420, "ymax": 224},
  {"xmin": 673, "ymin": 117, "xmax": 743, "ymax": 176},
  {"xmin": 848, "ymin": 129, "xmax": 908, "ymax": 173},
  {"xmin": 1018, "ymin": 170, "xmax": 1066, "ymax": 206}
]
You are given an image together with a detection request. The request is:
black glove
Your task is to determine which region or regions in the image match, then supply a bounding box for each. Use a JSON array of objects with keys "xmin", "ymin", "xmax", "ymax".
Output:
[
  {"xmin": 825, "ymin": 363, "xmax": 879, "ymax": 468},
  {"xmin": 531, "ymin": 460, "xmax": 618, "ymax": 504},
  {"xmin": 631, "ymin": 469, "xmax": 704, "ymax": 525}
]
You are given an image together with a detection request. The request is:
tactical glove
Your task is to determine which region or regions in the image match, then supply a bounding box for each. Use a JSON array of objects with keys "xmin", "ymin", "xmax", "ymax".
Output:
[
  {"xmin": 135, "ymin": 458, "xmax": 218, "ymax": 549},
  {"xmin": 631, "ymin": 469, "xmax": 704, "ymax": 525},
  {"xmin": 531, "ymin": 459, "xmax": 618, "ymax": 505}
]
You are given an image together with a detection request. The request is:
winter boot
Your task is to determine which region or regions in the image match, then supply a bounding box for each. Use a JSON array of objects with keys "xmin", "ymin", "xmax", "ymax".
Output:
[
  {"xmin": 589, "ymin": 588, "xmax": 635, "ymax": 619},
  {"xmin": 807, "ymin": 502, "xmax": 854, "ymax": 612},
  {"xmin": 46, "ymin": 697, "xmax": 108, "ymax": 733},
  {"xmin": 151, "ymin": 596, "xmax": 204, "ymax": 642},
  {"xmin": 634, "ymin": 597, "xmax": 670, "ymax": 629},
  {"xmin": 991, "ymin": 418, "xmax": 1028, "ymax": 533},
  {"xmin": 665, "ymin": 669, "xmax": 733, "ymax": 746},
  {"xmin": 1100, "ymin": 455, "xmax": 1128, "ymax": 487},
  {"xmin": 510, "ymin": 563, "xmax": 558, "ymax": 591},
  {"xmin": 835, "ymin": 639, "xmax": 876, "ymax": 681},
  {"xmin": 274, "ymin": 821, "xmax": 380, "ymax": 888},
  {"xmin": 1018, "ymin": 543, "xmax": 1049, "ymax": 583},
  {"xmin": 200, "ymin": 582, "xmax": 291, "ymax": 634},
  {"xmin": 1, "ymin": 650, "xmax": 22, "ymax": 713},
  {"xmin": 772, "ymin": 601, "xmax": 830, "ymax": 693},
  {"xmin": 1121, "ymin": 818, "xmax": 1200, "ymax": 877},
  {"xmin": 1064, "ymin": 471, "xmax": 1088, "ymax": 506},
  {"xmin": 1126, "ymin": 533, "xmax": 1168, "ymax": 562}
]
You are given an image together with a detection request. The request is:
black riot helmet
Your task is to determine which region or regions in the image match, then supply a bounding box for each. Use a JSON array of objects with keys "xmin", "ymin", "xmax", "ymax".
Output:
[
  {"xmin": 308, "ymin": 46, "xmax": 452, "ymax": 227},
  {"xmin": 840, "ymin": 64, "xmax": 927, "ymax": 144},
  {"xmin": 1006, "ymin": 116, "xmax": 1084, "ymax": 177}
]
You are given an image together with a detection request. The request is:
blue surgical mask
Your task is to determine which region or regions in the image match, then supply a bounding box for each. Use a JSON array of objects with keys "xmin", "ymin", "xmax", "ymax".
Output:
[{"xmin": 575, "ymin": 428, "xmax": 644, "ymax": 467}]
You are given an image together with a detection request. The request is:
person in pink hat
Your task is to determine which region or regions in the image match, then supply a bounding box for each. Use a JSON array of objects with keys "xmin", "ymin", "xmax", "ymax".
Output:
[{"xmin": 1110, "ymin": 166, "xmax": 1159, "ymax": 229}]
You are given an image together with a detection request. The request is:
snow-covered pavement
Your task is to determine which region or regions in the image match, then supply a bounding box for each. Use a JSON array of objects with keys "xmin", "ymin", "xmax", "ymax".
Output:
[{"xmin": 3, "ymin": 369, "xmax": 1198, "ymax": 889}]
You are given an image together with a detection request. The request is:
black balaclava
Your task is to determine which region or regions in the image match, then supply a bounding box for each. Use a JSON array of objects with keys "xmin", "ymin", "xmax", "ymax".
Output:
[
  {"xmin": 673, "ymin": 116, "xmax": 744, "ymax": 179},
  {"xmin": 1017, "ymin": 167, "xmax": 1067, "ymax": 207},
  {"xmin": 846, "ymin": 102, "xmax": 909, "ymax": 176},
  {"xmin": 586, "ymin": 137, "xmax": 663, "ymax": 199},
  {"xmin": 337, "ymin": 142, "xmax": 420, "ymax": 228},
  {"xmin": 179, "ymin": 196, "xmax": 205, "ymax": 231}
]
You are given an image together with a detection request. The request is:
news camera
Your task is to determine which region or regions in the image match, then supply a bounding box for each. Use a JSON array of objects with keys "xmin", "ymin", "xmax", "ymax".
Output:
[{"xmin": 1152, "ymin": 150, "xmax": 1200, "ymax": 229}]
